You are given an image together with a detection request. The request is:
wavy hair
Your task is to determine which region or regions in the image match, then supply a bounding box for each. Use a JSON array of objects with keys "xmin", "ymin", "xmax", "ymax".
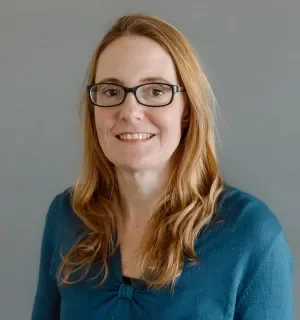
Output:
[{"xmin": 57, "ymin": 13, "xmax": 228, "ymax": 292}]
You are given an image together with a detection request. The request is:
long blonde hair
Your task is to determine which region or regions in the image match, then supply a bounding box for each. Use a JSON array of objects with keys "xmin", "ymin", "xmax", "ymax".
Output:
[{"xmin": 57, "ymin": 13, "xmax": 228, "ymax": 292}]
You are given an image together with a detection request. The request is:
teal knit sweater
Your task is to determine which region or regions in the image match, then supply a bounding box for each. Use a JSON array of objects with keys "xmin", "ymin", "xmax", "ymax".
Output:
[{"xmin": 31, "ymin": 185, "xmax": 293, "ymax": 319}]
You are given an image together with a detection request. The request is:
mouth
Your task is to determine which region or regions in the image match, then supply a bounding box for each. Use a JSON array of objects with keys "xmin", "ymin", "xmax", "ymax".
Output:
[{"xmin": 115, "ymin": 133, "xmax": 156, "ymax": 142}]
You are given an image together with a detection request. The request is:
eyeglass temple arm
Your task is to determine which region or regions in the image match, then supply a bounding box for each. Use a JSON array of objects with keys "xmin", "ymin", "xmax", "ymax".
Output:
[{"xmin": 177, "ymin": 86, "xmax": 186, "ymax": 92}]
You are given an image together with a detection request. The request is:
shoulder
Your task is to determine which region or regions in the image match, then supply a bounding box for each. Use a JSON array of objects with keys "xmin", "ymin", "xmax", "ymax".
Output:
[
  {"xmin": 45, "ymin": 187, "xmax": 74, "ymax": 226},
  {"xmin": 207, "ymin": 185, "xmax": 292, "ymax": 289},
  {"xmin": 217, "ymin": 186, "xmax": 294, "ymax": 314},
  {"xmin": 215, "ymin": 184, "xmax": 283, "ymax": 252},
  {"xmin": 49, "ymin": 186, "xmax": 73, "ymax": 210},
  {"xmin": 45, "ymin": 187, "xmax": 83, "ymax": 249}
]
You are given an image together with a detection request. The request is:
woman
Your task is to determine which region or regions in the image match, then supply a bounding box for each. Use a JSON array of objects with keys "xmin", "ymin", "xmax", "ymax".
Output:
[{"xmin": 31, "ymin": 13, "xmax": 293, "ymax": 319}]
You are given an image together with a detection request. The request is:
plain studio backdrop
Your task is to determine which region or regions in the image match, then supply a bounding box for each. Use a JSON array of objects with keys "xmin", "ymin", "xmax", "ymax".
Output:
[{"xmin": 0, "ymin": 0, "xmax": 299, "ymax": 319}]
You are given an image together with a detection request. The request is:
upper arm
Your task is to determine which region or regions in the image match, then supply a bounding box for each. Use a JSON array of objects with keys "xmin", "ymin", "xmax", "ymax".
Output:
[
  {"xmin": 31, "ymin": 196, "xmax": 61, "ymax": 320},
  {"xmin": 234, "ymin": 231, "xmax": 294, "ymax": 320}
]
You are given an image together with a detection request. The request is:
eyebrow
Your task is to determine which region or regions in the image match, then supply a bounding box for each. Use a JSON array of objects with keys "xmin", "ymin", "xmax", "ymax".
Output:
[{"xmin": 94, "ymin": 76, "xmax": 173, "ymax": 85}]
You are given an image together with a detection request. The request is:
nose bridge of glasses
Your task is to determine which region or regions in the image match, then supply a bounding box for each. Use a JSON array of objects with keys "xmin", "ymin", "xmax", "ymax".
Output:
[{"xmin": 123, "ymin": 86, "xmax": 141, "ymax": 105}]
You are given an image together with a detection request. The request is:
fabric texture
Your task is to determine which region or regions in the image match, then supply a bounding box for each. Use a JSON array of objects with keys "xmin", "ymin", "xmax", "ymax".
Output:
[{"xmin": 31, "ymin": 185, "xmax": 294, "ymax": 319}]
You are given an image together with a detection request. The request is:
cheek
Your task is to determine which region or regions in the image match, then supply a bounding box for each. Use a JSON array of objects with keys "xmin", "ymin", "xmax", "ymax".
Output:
[
  {"xmin": 157, "ymin": 109, "xmax": 183, "ymax": 135},
  {"xmin": 94, "ymin": 109, "xmax": 114, "ymax": 134}
]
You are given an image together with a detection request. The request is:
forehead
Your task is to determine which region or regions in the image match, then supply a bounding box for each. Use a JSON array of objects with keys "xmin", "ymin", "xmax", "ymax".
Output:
[{"xmin": 95, "ymin": 35, "xmax": 179, "ymax": 85}]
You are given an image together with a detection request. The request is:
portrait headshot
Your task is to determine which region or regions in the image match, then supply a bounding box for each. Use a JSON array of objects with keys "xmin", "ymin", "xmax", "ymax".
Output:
[
  {"xmin": 31, "ymin": 13, "xmax": 294, "ymax": 319},
  {"xmin": 0, "ymin": 2, "xmax": 298, "ymax": 320}
]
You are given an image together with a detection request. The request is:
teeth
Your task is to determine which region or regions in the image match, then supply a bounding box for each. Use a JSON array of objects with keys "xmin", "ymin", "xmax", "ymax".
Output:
[{"xmin": 119, "ymin": 133, "xmax": 154, "ymax": 140}]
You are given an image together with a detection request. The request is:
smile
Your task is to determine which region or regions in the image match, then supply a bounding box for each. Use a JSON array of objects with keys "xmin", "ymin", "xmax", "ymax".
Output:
[
  {"xmin": 116, "ymin": 133, "xmax": 156, "ymax": 143},
  {"xmin": 116, "ymin": 133, "xmax": 156, "ymax": 140}
]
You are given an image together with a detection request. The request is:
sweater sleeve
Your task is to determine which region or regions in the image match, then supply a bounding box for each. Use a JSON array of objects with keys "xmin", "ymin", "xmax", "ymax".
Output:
[
  {"xmin": 234, "ymin": 231, "xmax": 294, "ymax": 320},
  {"xmin": 31, "ymin": 195, "xmax": 61, "ymax": 320}
]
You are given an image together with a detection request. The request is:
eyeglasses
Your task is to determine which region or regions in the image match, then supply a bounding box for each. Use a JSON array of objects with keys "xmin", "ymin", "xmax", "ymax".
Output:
[{"xmin": 86, "ymin": 82, "xmax": 186, "ymax": 107}]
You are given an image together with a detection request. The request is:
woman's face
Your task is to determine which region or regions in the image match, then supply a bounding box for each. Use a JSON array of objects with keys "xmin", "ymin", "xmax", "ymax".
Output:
[{"xmin": 93, "ymin": 35, "xmax": 187, "ymax": 172}]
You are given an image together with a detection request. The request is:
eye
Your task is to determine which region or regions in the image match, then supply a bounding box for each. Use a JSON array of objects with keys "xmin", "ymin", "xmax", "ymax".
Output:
[
  {"xmin": 104, "ymin": 89, "xmax": 119, "ymax": 97},
  {"xmin": 150, "ymin": 89, "xmax": 164, "ymax": 96}
]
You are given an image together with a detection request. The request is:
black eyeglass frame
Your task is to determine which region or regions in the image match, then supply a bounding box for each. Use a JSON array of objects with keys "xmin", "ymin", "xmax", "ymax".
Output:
[{"xmin": 86, "ymin": 82, "xmax": 186, "ymax": 107}]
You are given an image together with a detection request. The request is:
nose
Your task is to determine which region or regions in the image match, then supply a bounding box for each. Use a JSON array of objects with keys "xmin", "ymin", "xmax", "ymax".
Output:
[{"xmin": 118, "ymin": 92, "xmax": 144, "ymax": 122}]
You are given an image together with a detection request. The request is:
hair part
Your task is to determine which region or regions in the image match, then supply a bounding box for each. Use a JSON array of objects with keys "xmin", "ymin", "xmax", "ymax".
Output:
[{"xmin": 56, "ymin": 13, "xmax": 228, "ymax": 293}]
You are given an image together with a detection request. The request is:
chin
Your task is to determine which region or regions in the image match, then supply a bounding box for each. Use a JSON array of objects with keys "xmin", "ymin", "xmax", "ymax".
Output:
[{"xmin": 116, "ymin": 162, "xmax": 155, "ymax": 171}]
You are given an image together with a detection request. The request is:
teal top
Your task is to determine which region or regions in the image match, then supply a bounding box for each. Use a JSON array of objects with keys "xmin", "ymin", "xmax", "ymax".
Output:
[{"xmin": 31, "ymin": 185, "xmax": 293, "ymax": 319}]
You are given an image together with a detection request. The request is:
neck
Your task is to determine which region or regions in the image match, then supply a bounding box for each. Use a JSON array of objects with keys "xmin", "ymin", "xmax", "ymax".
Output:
[{"xmin": 115, "ymin": 162, "xmax": 173, "ymax": 228}]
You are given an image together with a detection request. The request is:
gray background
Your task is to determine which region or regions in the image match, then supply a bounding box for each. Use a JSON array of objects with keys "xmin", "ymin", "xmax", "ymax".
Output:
[{"xmin": 0, "ymin": 0, "xmax": 299, "ymax": 319}]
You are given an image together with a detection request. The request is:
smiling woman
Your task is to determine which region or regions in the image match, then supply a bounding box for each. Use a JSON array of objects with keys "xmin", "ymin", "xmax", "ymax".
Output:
[{"xmin": 31, "ymin": 13, "xmax": 293, "ymax": 320}]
